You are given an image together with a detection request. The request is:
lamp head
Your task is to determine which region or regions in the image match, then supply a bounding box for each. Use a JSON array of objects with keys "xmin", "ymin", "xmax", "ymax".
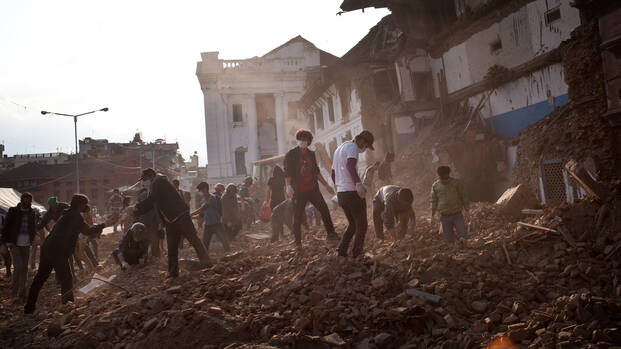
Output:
[
  {"xmin": 101, "ymin": 107, "xmax": 109, "ymax": 112},
  {"xmin": 41, "ymin": 111, "xmax": 48, "ymax": 115}
]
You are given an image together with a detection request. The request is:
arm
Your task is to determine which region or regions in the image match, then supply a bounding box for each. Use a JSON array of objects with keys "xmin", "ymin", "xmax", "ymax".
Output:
[
  {"xmin": 430, "ymin": 186, "xmax": 438, "ymax": 218},
  {"xmin": 36, "ymin": 210, "xmax": 53, "ymax": 230},
  {"xmin": 265, "ymin": 186, "xmax": 272, "ymax": 203},
  {"xmin": 346, "ymin": 158, "xmax": 361, "ymax": 183},
  {"xmin": 317, "ymin": 172, "xmax": 335, "ymax": 195},
  {"xmin": 190, "ymin": 202, "xmax": 207, "ymax": 217},
  {"xmin": 384, "ymin": 199, "xmax": 397, "ymax": 231},
  {"xmin": 79, "ymin": 215, "xmax": 105, "ymax": 237},
  {"xmin": 134, "ymin": 192, "xmax": 155, "ymax": 217}
]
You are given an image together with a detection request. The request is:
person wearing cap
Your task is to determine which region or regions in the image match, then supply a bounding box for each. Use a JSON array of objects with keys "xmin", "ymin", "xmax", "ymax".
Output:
[
  {"xmin": 331, "ymin": 130, "xmax": 375, "ymax": 258},
  {"xmin": 283, "ymin": 129, "xmax": 338, "ymax": 250},
  {"xmin": 37, "ymin": 197, "xmax": 69, "ymax": 231},
  {"xmin": 112, "ymin": 222, "xmax": 149, "ymax": 270},
  {"xmin": 191, "ymin": 182, "xmax": 229, "ymax": 255},
  {"xmin": 25, "ymin": 194, "xmax": 106, "ymax": 314},
  {"xmin": 131, "ymin": 168, "xmax": 209, "ymax": 277}
]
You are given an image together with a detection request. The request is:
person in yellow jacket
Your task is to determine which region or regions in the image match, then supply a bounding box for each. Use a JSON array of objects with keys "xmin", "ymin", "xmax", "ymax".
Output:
[{"xmin": 430, "ymin": 166, "xmax": 469, "ymax": 243}]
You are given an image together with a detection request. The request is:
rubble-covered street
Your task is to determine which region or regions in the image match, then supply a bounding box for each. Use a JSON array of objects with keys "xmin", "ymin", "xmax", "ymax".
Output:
[
  {"xmin": 1, "ymin": 185, "xmax": 621, "ymax": 349},
  {"xmin": 1, "ymin": 0, "xmax": 621, "ymax": 348}
]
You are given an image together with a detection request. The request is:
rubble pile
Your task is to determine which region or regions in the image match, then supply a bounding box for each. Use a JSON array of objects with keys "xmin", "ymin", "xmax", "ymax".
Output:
[
  {"xmin": 511, "ymin": 21, "xmax": 619, "ymax": 191},
  {"xmin": 1, "ymin": 190, "xmax": 619, "ymax": 348}
]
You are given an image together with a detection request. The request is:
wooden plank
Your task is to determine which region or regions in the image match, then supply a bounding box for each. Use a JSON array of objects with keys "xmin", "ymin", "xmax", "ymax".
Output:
[
  {"xmin": 565, "ymin": 159, "xmax": 608, "ymax": 201},
  {"xmin": 501, "ymin": 239, "xmax": 512, "ymax": 265},
  {"xmin": 557, "ymin": 227, "xmax": 577, "ymax": 248},
  {"xmin": 517, "ymin": 222, "xmax": 558, "ymax": 233},
  {"xmin": 406, "ymin": 289, "xmax": 441, "ymax": 304},
  {"xmin": 521, "ymin": 209, "xmax": 544, "ymax": 215}
]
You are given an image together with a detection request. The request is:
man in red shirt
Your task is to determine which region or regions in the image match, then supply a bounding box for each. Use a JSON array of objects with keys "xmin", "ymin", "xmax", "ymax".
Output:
[{"xmin": 284, "ymin": 129, "xmax": 337, "ymax": 250}]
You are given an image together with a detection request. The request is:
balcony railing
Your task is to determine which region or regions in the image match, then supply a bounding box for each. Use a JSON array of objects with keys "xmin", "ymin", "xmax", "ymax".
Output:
[{"xmin": 220, "ymin": 57, "xmax": 305, "ymax": 73}]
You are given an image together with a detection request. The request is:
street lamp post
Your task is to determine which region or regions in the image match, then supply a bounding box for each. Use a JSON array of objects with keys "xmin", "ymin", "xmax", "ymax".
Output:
[{"xmin": 41, "ymin": 107, "xmax": 109, "ymax": 193}]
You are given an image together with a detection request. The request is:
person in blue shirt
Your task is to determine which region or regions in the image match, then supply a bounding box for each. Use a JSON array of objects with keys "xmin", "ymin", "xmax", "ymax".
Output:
[{"xmin": 191, "ymin": 182, "xmax": 230, "ymax": 255}]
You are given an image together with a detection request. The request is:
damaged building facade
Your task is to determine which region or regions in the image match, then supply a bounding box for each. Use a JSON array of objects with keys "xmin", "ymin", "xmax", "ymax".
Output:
[
  {"xmin": 330, "ymin": 0, "xmax": 589, "ymax": 203},
  {"xmin": 196, "ymin": 37, "xmax": 337, "ymax": 182}
]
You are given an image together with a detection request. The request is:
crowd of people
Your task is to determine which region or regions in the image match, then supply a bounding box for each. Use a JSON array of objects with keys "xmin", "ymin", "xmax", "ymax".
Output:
[{"xmin": 0, "ymin": 128, "xmax": 471, "ymax": 315}]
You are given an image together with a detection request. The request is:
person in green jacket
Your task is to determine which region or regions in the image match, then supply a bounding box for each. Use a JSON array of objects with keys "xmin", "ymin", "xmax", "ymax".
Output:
[{"xmin": 430, "ymin": 166, "xmax": 469, "ymax": 243}]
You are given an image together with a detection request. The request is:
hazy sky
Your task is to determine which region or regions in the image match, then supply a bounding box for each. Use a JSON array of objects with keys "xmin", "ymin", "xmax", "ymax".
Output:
[{"xmin": 0, "ymin": 1, "xmax": 389, "ymax": 165}]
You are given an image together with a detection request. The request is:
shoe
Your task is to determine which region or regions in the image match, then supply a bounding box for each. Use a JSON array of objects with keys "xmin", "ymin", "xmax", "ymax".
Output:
[
  {"xmin": 327, "ymin": 233, "xmax": 340, "ymax": 241},
  {"xmin": 24, "ymin": 304, "xmax": 35, "ymax": 314}
]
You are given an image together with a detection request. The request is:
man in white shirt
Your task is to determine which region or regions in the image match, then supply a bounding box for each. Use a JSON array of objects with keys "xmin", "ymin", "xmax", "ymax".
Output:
[{"xmin": 331, "ymin": 131, "xmax": 375, "ymax": 258}]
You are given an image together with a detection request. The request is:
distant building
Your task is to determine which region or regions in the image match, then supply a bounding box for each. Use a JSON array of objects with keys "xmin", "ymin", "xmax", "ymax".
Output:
[
  {"xmin": 0, "ymin": 135, "xmax": 184, "ymax": 213},
  {"xmin": 196, "ymin": 36, "xmax": 337, "ymax": 183},
  {"xmin": 0, "ymin": 149, "xmax": 71, "ymax": 173}
]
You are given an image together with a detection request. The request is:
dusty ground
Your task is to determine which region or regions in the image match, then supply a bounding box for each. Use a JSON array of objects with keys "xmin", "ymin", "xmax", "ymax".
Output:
[{"xmin": 0, "ymin": 197, "xmax": 620, "ymax": 348}]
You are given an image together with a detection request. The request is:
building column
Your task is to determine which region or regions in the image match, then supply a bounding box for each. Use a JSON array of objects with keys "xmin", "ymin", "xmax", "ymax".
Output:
[
  {"xmin": 247, "ymin": 94, "xmax": 258, "ymax": 171},
  {"xmin": 275, "ymin": 93, "xmax": 286, "ymax": 154},
  {"xmin": 203, "ymin": 87, "xmax": 225, "ymax": 179}
]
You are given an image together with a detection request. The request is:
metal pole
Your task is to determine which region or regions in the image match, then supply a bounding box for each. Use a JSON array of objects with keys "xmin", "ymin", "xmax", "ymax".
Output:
[{"xmin": 74, "ymin": 116, "xmax": 80, "ymax": 193}]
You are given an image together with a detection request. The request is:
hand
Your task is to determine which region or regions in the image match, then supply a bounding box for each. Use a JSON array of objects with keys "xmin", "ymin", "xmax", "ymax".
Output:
[
  {"xmin": 286, "ymin": 185, "xmax": 294, "ymax": 197},
  {"xmin": 121, "ymin": 261, "xmax": 129, "ymax": 270},
  {"xmin": 325, "ymin": 186, "xmax": 335, "ymax": 196},
  {"xmin": 463, "ymin": 211, "xmax": 470, "ymax": 222},
  {"xmin": 355, "ymin": 183, "xmax": 367, "ymax": 198}
]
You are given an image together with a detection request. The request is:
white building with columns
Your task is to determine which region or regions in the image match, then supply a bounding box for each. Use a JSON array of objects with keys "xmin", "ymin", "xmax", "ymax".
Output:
[{"xmin": 196, "ymin": 36, "xmax": 337, "ymax": 182}]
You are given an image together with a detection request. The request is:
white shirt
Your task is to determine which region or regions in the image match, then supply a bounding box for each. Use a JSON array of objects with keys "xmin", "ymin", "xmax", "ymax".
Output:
[{"xmin": 332, "ymin": 141, "xmax": 359, "ymax": 192}]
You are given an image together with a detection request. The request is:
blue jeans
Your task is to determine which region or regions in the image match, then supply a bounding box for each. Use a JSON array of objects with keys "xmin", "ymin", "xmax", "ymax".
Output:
[{"xmin": 440, "ymin": 212, "xmax": 468, "ymax": 243}]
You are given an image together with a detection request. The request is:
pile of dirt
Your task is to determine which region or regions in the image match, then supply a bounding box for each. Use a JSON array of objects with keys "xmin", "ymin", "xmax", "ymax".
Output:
[
  {"xmin": 1, "ymin": 192, "xmax": 619, "ymax": 348},
  {"xmin": 511, "ymin": 20, "xmax": 619, "ymax": 192}
]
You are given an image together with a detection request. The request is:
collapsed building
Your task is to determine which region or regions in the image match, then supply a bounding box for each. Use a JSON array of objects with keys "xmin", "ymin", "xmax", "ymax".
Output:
[{"xmin": 319, "ymin": 0, "xmax": 621, "ymax": 207}]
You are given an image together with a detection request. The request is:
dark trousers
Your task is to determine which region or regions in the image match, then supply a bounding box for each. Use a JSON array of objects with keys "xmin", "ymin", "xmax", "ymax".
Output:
[
  {"xmin": 147, "ymin": 226, "xmax": 161, "ymax": 257},
  {"xmin": 202, "ymin": 223, "xmax": 230, "ymax": 254},
  {"xmin": 372, "ymin": 197, "xmax": 386, "ymax": 240},
  {"xmin": 292, "ymin": 187, "xmax": 336, "ymax": 244},
  {"xmin": 165, "ymin": 213, "xmax": 208, "ymax": 277},
  {"xmin": 337, "ymin": 191, "xmax": 367, "ymax": 257},
  {"xmin": 271, "ymin": 215, "xmax": 293, "ymax": 242},
  {"xmin": 25, "ymin": 251, "xmax": 74, "ymax": 313}
]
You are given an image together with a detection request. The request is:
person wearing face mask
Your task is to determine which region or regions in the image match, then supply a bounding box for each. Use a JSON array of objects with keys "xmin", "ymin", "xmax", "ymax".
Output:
[
  {"xmin": 0, "ymin": 192, "xmax": 37, "ymax": 300},
  {"xmin": 25, "ymin": 194, "xmax": 106, "ymax": 314},
  {"xmin": 191, "ymin": 182, "xmax": 229, "ymax": 255},
  {"xmin": 431, "ymin": 166, "xmax": 469, "ymax": 243},
  {"xmin": 130, "ymin": 168, "xmax": 209, "ymax": 278},
  {"xmin": 284, "ymin": 129, "xmax": 338, "ymax": 250},
  {"xmin": 331, "ymin": 130, "xmax": 375, "ymax": 258}
]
